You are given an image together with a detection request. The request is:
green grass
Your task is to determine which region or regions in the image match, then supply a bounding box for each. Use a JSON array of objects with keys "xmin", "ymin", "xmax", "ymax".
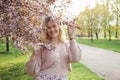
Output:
[
  {"xmin": 69, "ymin": 63, "xmax": 104, "ymax": 80},
  {"xmin": 76, "ymin": 38, "xmax": 120, "ymax": 53},
  {"xmin": 0, "ymin": 43, "xmax": 104, "ymax": 80}
]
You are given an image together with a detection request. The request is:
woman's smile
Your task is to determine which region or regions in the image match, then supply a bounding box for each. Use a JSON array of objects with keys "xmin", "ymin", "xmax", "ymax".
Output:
[{"xmin": 46, "ymin": 21, "xmax": 60, "ymax": 38}]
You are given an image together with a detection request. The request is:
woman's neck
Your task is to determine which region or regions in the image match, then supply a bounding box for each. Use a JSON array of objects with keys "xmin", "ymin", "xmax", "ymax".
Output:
[{"xmin": 51, "ymin": 38, "xmax": 60, "ymax": 46}]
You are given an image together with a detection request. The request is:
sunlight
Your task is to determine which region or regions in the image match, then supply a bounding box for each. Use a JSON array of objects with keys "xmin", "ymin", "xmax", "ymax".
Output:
[
  {"xmin": 63, "ymin": 0, "xmax": 99, "ymax": 22},
  {"xmin": 50, "ymin": 0, "xmax": 102, "ymax": 22},
  {"xmin": 70, "ymin": 0, "xmax": 99, "ymax": 16}
]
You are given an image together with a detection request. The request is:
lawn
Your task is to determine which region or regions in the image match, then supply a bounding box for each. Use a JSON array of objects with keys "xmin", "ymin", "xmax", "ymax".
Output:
[
  {"xmin": 0, "ymin": 42, "xmax": 104, "ymax": 80},
  {"xmin": 76, "ymin": 38, "xmax": 120, "ymax": 53}
]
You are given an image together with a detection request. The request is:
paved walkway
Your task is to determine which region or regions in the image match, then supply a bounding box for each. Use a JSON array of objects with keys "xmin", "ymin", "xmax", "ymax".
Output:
[{"xmin": 79, "ymin": 44, "xmax": 120, "ymax": 80}]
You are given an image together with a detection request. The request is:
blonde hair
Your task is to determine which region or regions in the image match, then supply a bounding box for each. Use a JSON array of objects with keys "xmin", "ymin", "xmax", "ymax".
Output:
[{"xmin": 42, "ymin": 16, "xmax": 66, "ymax": 43}]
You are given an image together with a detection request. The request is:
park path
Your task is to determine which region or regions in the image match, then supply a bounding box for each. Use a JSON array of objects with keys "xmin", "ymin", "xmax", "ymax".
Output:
[{"xmin": 79, "ymin": 44, "xmax": 120, "ymax": 80}]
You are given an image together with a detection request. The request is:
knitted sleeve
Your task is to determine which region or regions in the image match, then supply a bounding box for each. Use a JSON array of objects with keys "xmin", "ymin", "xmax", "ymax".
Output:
[{"xmin": 25, "ymin": 48, "xmax": 42, "ymax": 76}]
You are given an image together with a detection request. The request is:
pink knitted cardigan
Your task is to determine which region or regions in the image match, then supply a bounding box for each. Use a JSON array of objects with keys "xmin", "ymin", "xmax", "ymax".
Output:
[{"xmin": 25, "ymin": 40, "xmax": 81, "ymax": 77}]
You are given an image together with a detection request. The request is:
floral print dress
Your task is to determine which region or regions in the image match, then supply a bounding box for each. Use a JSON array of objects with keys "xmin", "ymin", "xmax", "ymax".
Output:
[{"xmin": 35, "ymin": 72, "xmax": 68, "ymax": 80}]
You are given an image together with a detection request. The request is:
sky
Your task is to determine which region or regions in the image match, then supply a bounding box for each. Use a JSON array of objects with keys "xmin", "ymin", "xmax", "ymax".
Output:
[
  {"xmin": 50, "ymin": 0, "xmax": 103, "ymax": 22},
  {"xmin": 62, "ymin": 0, "xmax": 102, "ymax": 21},
  {"xmin": 70, "ymin": 0, "xmax": 102, "ymax": 16}
]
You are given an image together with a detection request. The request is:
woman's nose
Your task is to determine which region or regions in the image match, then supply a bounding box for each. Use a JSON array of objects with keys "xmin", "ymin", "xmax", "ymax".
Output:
[{"xmin": 50, "ymin": 27, "xmax": 54, "ymax": 31}]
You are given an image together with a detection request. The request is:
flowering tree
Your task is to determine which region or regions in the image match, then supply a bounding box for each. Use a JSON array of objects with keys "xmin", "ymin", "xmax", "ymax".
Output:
[{"xmin": 0, "ymin": 0, "xmax": 76, "ymax": 53}]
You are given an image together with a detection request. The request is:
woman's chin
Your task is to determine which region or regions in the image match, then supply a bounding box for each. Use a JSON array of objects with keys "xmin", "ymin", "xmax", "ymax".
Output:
[{"xmin": 50, "ymin": 35, "xmax": 59, "ymax": 39}]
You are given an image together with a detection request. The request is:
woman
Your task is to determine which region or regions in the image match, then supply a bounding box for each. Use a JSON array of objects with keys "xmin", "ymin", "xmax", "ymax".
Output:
[{"xmin": 25, "ymin": 16, "xmax": 81, "ymax": 80}]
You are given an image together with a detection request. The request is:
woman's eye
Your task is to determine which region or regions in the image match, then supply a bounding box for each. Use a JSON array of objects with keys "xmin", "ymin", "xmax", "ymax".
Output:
[
  {"xmin": 47, "ymin": 27, "xmax": 51, "ymax": 29},
  {"xmin": 53, "ymin": 25, "xmax": 56, "ymax": 28}
]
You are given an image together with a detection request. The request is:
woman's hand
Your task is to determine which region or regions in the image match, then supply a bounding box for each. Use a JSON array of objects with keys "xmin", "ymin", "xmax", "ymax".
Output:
[{"xmin": 67, "ymin": 20, "xmax": 76, "ymax": 38}]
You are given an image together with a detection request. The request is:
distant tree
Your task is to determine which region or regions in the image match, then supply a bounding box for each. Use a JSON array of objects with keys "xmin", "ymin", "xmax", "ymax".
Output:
[{"xmin": 110, "ymin": 0, "xmax": 120, "ymax": 38}]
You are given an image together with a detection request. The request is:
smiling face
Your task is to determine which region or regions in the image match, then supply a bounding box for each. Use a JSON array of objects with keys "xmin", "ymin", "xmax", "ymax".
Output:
[{"xmin": 46, "ymin": 20, "xmax": 60, "ymax": 40}]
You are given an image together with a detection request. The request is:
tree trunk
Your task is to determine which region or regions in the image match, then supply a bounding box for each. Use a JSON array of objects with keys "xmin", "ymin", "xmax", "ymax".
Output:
[
  {"xmin": 115, "ymin": 14, "xmax": 118, "ymax": 38},
  {"xmin": 104, "ymin": 27, "xmax": 107, "ymax": 38},
  {"xmin": 108, "ymin": 25, "xmax": 111, "ymax": 41},
  {"xmin": 6, "ymin": 36, "xmax": 9, "ymax": 52},
  {"xmin": 87, "ymin": 28, "xmax": 91, "ymax": 38},
  {"xmin": 95, "ymin": 32, "xmax": 99, "ymax": 39},
  {"xmin": 91, "ymin": 26, "xmax": 93, "ymax": 43}
]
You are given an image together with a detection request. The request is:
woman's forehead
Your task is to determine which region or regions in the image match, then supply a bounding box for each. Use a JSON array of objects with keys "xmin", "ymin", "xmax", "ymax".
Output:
[{"xmin": 47, "ymin": 21, "xmax": 57, "ymax": 26}]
